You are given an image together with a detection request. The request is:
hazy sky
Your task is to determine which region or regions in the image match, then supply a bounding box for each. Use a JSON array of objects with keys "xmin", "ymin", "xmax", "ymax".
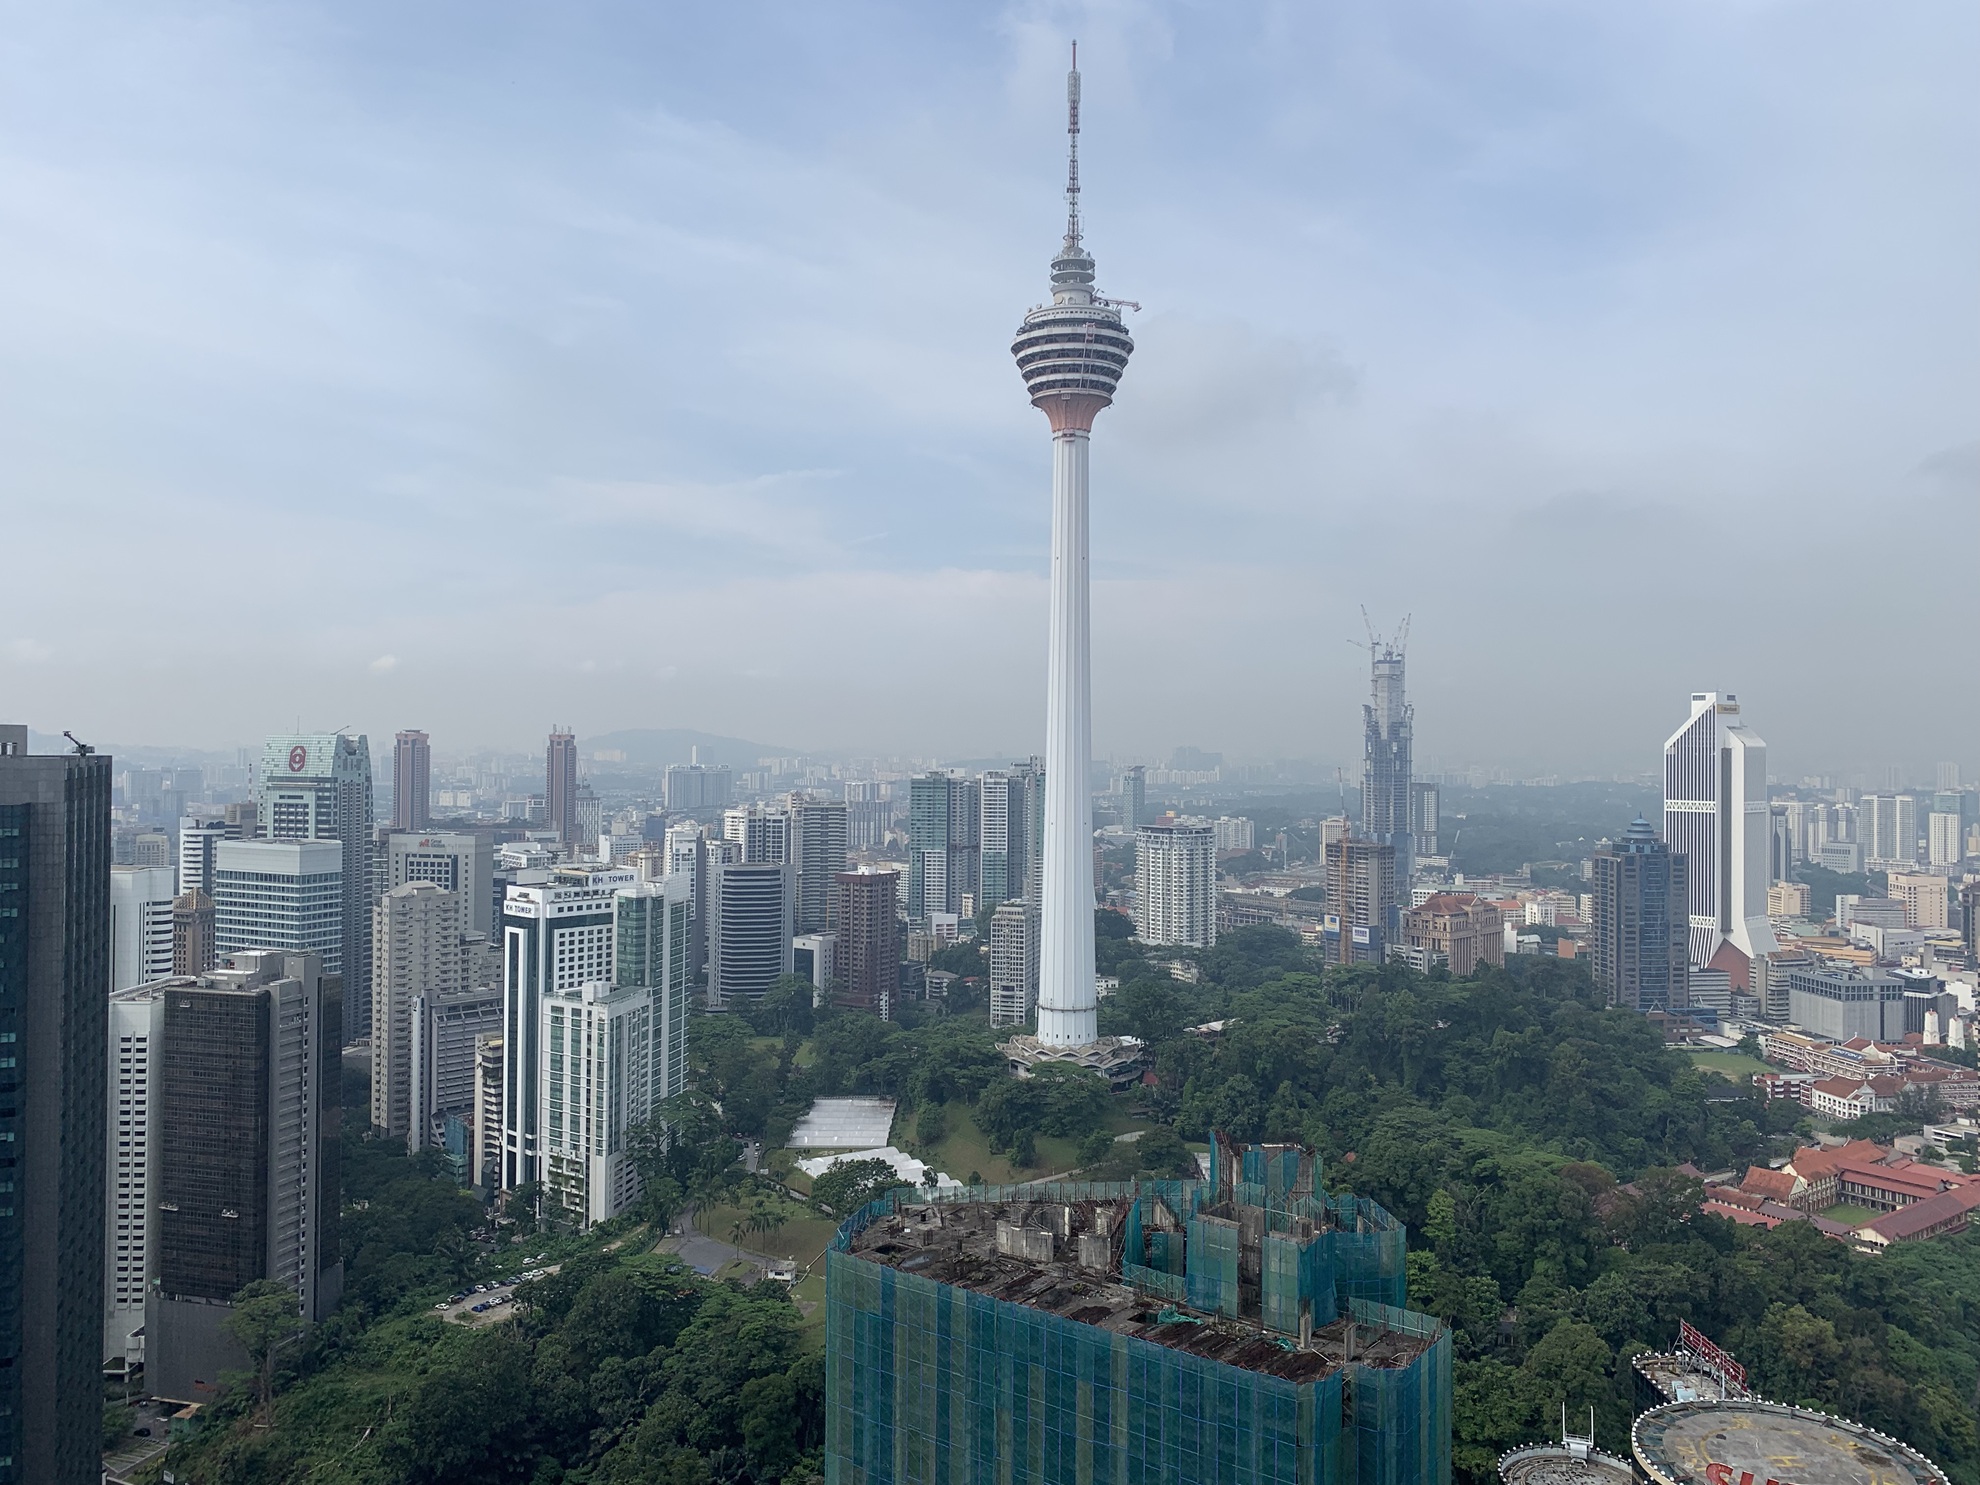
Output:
[{"xmin": 2, "ymin": 1, "xmax": 1974, "ymax": 776}]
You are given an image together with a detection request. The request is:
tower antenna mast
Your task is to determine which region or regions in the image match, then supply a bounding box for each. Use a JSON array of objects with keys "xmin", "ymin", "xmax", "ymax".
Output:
[{"xmin": 1065, "ymin": 41, "xmax": 1082, "ymax": 250}]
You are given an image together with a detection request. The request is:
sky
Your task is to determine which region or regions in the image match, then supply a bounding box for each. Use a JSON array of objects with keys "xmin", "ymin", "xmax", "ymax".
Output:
[{"xmin": 1, "ymin": 0, "xmax": 1974, "ymax": 777}]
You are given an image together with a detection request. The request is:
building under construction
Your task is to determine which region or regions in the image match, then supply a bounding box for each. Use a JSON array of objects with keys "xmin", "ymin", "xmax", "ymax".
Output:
[{"xmin": 825, "ymin": 1136, "xmax": 1450, "ymax": 1485}]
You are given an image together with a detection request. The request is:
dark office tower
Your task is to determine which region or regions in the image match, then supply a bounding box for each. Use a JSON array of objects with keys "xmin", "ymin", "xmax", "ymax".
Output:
[
  {"xmin": 1325, "ymin": 834, "xmax": 1396, "ymax": 966},
  {"xmin": 1360, "ymin": 619, "xmax": 1414, "ymax": 880},
  {"xmin": 258, "ymin": 733, "xmax": 374, "ymax": 1044},
  {"xmin": 1591, "ymin": 819, "xmax": 1690, "ymax": 1014},
  {"xmin": 907, "ymin": 772, "xmax": 980, "ymax": 922},
  {"xmin": 0, "ymin": 724, "xmax": 111, "ymax": 1485},
  {"xmin": 834, "ymin": 871, "xmax": 901, "ymax": 1019},
  {"xmin": 392, "ymin": 730, "xmax": 431, "ymax": 831},
  {"xmin": 171, "ymin": 889, "xmax": 216, "ymax": 976},
  {"xmin": 706, "ymin": 861, "xmax": 794, "ymax": 1011},
  {"xmin": 149, "ymin": 951, "xmax": 341, "ymax": 1404},
  {"xmin": 545, "ymin": 729, "xmax": 579, "ymax": 847},
  {"xmin": 790, "ymin": 796, "xmax": 849, "ymax": 934},
  {"xmin": 1962, "ymin": 881, "xmax": 1979, "ymax": 966}
]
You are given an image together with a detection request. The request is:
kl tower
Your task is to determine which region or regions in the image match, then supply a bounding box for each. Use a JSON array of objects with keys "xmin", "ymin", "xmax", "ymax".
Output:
[{"xmin": 1001, "ymin": 45, "xmax": 1144, "ymax": 1088}]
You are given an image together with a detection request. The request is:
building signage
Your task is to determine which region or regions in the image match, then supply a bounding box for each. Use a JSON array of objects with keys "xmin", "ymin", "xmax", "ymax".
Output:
[
  {"xmin": 1677, "ymin": 1319, "xmax": 1747, "ymax": 1388},
  {"xmin": 288, "ymin": 745, "xmax": 309, "ymax": 773},
  {"xmin": 1351, "ymin": 926, "xmax": 1371, "ymax": 945}
]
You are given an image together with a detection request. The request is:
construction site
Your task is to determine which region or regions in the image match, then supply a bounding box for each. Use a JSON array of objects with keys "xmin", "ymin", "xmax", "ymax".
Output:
[{"xmin": 824, "ymin": 1137, "xmax": 1451, "ymax": 1485}]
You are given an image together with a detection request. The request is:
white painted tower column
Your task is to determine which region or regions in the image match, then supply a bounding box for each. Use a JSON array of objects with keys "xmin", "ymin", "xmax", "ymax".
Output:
[{"xmin": 1036, "ymin": 427, "xmax": 1095, "ymax": 1047}]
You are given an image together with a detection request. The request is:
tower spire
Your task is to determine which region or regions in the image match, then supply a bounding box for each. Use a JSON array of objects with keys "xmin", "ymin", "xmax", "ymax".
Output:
[{"xmin": 1065, "ymin": 41, "xmax": 1082, "ymax": 252}]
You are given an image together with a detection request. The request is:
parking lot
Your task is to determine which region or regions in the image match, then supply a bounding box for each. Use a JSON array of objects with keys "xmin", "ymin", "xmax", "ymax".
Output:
[{"xmin": 431, "ymin": 1262, "xmax": 560, "ymax": 1327}]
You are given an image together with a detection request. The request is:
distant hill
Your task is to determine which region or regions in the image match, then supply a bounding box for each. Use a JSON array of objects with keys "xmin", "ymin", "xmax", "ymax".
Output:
[{"xmin": 581, "ymin": 728, "xmax": 788, "ymax": 769}]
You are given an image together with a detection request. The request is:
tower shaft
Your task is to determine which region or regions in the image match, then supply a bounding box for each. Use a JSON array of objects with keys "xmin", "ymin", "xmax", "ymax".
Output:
[{"xmin": 1036, "ymin": 428, "xmax": 1096, "ymax": 1047}]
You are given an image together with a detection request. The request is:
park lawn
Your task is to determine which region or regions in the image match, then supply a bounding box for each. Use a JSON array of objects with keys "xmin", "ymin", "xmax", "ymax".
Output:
[
  {"xmin": 1688, "ymin": 1050, "xmax": 1774, "ymax": 1079},
  {"xmin": 694, "ymin": 1201, "xmax": 842, "ymax": 1268},
  {"xmin": 1821, "ymin": 1204, "xmax": 1882, "ymax": 1228},
  {"xmin": 912, "ymin": 1098, "xmax": 1159, "ymax": 1186}
]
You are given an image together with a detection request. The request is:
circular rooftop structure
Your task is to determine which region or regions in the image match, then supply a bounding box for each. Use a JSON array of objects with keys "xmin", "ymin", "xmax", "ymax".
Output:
[
  {"xmin": 1632, "ymin": 1399, "xmax": 1948, "ymax": 1485},
  {"xmin": 1499, "ymin": 1439, "xmax": 1634, "ymax": 1485}
]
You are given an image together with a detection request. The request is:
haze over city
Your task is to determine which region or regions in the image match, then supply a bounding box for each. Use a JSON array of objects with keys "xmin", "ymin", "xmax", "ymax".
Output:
[{"xmin": 2, "ymin": 2, "xmax": 1973, "ymax": 772}]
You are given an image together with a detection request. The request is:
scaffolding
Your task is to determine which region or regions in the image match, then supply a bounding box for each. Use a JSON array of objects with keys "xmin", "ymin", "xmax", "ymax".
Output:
[{"xmin": 825, "ymin": 1142, "xmax": 1449, "ymax": 1485}]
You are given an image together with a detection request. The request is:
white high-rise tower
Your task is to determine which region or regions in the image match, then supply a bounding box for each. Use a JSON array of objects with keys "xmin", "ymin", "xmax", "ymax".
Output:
[
  {"xmin": 1663, "ymin": 692, "xmax": 1780, "ymax": 1014},
  {"xmin": 1000, "ymin": 46, "xmax": 1144, "ymax": 1086}
]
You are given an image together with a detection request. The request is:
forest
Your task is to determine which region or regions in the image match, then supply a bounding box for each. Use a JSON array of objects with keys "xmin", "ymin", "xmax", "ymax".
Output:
[{"xmin": 157, "ymin": 923, "xmax": 1980, "ymax": 1485}]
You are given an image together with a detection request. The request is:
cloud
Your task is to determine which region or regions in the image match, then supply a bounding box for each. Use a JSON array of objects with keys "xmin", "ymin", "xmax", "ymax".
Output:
[
  {"xmin": 369, "ymin": 654, "xmax": 398, "ymax": 673},
  {"xmin": 0, "ymin": 1, "xmax": 1973, "ymax": 773}
]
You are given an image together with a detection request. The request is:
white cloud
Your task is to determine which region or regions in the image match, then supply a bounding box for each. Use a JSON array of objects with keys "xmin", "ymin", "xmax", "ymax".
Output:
[{"xmin": 0, "ymin": 1, "xmax": 1972, "ymax": 772}]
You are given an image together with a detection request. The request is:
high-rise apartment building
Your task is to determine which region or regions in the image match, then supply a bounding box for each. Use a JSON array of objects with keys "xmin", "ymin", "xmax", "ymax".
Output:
[
  {"xmin": 1326, "ymin": 835, "xmax": 1396, "ymax": 965},
  {"xmin": 981, "ymin": 764, "xmax": 1043, "ymax": 907},
  {"xmin": 1409, "ymin": 780, "xmax": 1440, "ymax": 859},
  {"xmin": 1212, "ymin": 815, "xmax": 1254, "ymax": 854},
  {"xmin": 664, "ymin": 821, "xmax": 710, "ymax": 982},
  {"xmin": 383, "ymin": 828, "xmax": 494, "ymax": 936},
  {"xmin": 392, "ymin": 730, "xmax": 432, "ymax": 831},
  {"xmin": 212, "ymin": 839, "xmax": 344, "ymax": 972},
  {"xmin": 258, "ymin": 733, "xmax": 374, "ymax": 1042},
  {"xmin": 614, "ymin": 878, "xmax": 693, "ymax": 1106},
  {"xmin": 1361, "ymin": 624, "xmax": 1415, "ymax": 881},
  {"xmin": 110, "ymin": 863, "xmax": 176, "ymax": 991},
  {"xmin": 707, "ymin": 861, "xmax": 795, "ymax": 1010},
  {"xmin": 149, "ymin": 951, "xmax": 341, "ymax": 1405},
  {"xmin": 1115, "ymin": 764, "xmax": 1147, "ymax": 829},
  {"xmin": 539, "ymin": 981, "xmax": 660, "ymax": 1226},
  {"xmin": 790, "ymin": 796, "xmax": 849, "ymax": 933},
  {"xmin": 371, "ymin": 881, "xmax": 468, "ymax": 1143},
  {"xmin": 472, "ymin": 1033, "xmax": 504, "ymax": 1191},
  {"xmin": 1662, "ymin": 694, "xmax": 1778, "ymax": 1007},
  {"xmin": 105, "ymin": 983, "xmax": 164, "ymax": 1374},
  {"xmin": 1928, "ymin": 812, "xmax": 1964, "ymax": 868},
  {"xmin": 1862, "ymin": 793, "xmax": 1921, "ymax": 868},
  {"xmin": 498, "ymin": 864, "xmax": 633, "ymax": 1190},
  {"xmin": 833, "ymin": 870, "xmax": 900, "ymax": 1019},
  {"xmin": 663, "ymin": 761, "xmax": 733, "ymax": 813},
  {"xmin": 409, "ymin": 984, "xmax": 501, "ymax": 1153},
  {"xmin": 908, "ymin": 773, "xmax": 980, "ymax": 922},
  {"xmin": 724, "ymin": 803, "xmax": 793, "ymax": 864},
  {"xmin": 172, "ymin": 890, "xmax": 217, "ymax": 976},
  {"xmin": 988, "ymin": 900, "xmax": 1039, "ymax": 1028},
  {"xmin": 1134, "ymin": 821, "xmax": 1217, "ymax": 949},
  {"xmin": 0, "ymin": 725, "xmax": 111, "ymax": 1485},
  {"xmin": 1590, "ymin": 819, "xmax": 1690, "ymax": 1014},
  {"xmin": 545, "ymin": 729, "xmax": 579, "ymax": 847}
]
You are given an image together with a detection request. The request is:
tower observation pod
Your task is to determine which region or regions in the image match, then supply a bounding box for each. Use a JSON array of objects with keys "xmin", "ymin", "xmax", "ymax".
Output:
[{"xmin": 1001, "ymin": 45, "xmax": 1145, "ymax": 1086}]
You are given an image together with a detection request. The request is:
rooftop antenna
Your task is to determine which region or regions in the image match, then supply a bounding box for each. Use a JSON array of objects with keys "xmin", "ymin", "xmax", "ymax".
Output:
[{"xmin": 1065, "ymin": 41, "xmax": 1081, "ymax": 251}]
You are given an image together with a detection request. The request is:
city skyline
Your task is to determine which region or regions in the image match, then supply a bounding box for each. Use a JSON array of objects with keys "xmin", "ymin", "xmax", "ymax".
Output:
[{"xmin": 1, "ymin": 4, "xmax": 1974, "ymax": 768}]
